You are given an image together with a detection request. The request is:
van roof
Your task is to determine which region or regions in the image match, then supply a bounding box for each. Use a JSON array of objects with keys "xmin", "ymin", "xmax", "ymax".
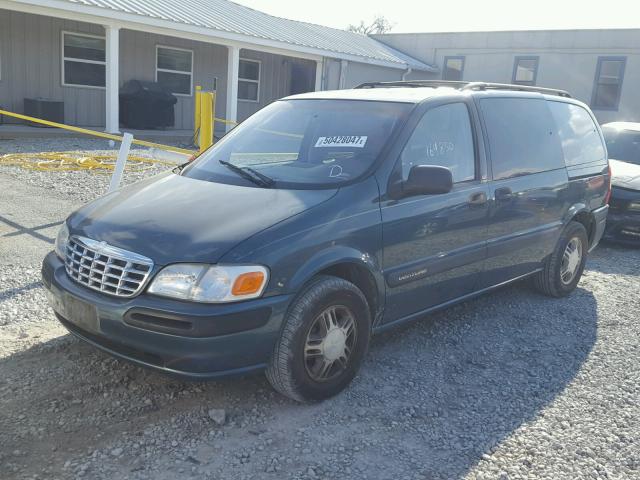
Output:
[
  {"xmin": 602, "ymin": 122, "xmax": 640, "ymax": 132},
  {"xmin": 284, "ymin": 87, "xmax": 460, "ymax": 103},
  {"xmin": 285, "ymin": 81, "xmax": 572, "ymax": 104}
]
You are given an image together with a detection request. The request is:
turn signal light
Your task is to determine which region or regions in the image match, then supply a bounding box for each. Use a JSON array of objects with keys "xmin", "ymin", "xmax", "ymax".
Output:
[{"xmin": 232, "ymin": 271, "xmax": 266, "ymax": 296}]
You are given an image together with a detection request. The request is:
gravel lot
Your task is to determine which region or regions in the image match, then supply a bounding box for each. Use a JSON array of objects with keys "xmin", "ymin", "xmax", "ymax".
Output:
[{"xmin": 1, "ymin": 140, "xmax": 639, "ymax": 480}]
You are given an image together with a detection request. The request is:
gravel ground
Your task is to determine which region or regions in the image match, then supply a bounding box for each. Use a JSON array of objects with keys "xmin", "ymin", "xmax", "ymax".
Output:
[
  {"xmin": 0, "ymin": 138, "xmax": 179, "ymax": 203},
  {"xmin": 1, "ymin": 143, "xmax": 639, "ymax": 480}
]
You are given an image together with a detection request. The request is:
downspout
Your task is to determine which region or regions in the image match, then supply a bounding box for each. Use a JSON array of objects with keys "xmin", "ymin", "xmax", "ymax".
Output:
[{"xmin": 402, "ymin": 67, "xmax": 412, "ymax": 81}]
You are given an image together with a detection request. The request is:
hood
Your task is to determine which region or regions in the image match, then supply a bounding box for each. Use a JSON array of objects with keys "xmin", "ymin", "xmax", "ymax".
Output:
[
  {"xmin": 610, "ymin": 159, "xmax": 640, "ymax": 191},
  {"xmin": 68, "ymin": 172, "xmax": 336, "ymax": 265}
]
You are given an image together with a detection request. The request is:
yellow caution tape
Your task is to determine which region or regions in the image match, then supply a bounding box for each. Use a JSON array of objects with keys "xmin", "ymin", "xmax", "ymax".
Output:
[
  {"xmin": 0, "ymin": 109, "xmax": 195, "ymax": 156},
  {"xmin": 213, "ymin": 116, "xmax": 238, "ymax": 126}
]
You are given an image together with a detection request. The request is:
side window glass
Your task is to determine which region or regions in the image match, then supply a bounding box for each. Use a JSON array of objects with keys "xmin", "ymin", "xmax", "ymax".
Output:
[
  {"xmin": 400, "ymin": 103, "xmax": 475, "ymax": 183},
  {"xmin": 480, "ymin": 98, "xmax": 564, "ymax": 180},
  {"xmin": 547, "ymin": 101, "xmax": 606, "ymax": 166}
]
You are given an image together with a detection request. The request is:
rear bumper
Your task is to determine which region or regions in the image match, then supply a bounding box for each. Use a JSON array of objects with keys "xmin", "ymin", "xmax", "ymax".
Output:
[
  {"xmin": 589, "ymin": 205, "xmax": 609, "ymax": 252},
  {"xmin": 42, "ymin": 252, "xmax": 292, "ymax": 379},
  {"xmin": 604, "ymin": 209, "xmax": 640, "ymax": 246}
]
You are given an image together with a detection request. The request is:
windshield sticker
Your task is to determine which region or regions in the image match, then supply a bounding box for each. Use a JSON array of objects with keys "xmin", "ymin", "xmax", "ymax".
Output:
[{"xmin": 315, "ymin": 136, "xmax": 368, "ymax": 148}]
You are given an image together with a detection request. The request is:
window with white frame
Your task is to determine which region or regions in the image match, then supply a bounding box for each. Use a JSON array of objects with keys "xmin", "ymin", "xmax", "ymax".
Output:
[
  {"xmin": 156, "ymin": 46, "xmax": 193, "ymax": 96},
  {"xmin": 62, "ymin": 32, "xmax": 106, "ymax": 88},
  {"xmin": 238, "ymin": 58, "xmax": 260, "ymax": 102}
]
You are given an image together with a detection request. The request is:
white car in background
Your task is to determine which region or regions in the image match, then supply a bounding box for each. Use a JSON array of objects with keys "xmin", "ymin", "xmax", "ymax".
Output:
[{"xmin": 601, "ymin": 122, "xmax": 640, "ymax": 245}]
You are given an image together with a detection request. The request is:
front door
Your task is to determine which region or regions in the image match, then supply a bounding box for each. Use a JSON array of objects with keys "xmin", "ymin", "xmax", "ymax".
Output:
[{"xmin": 380, "ymin": 101, "xmax": 490, "ymax": 324}]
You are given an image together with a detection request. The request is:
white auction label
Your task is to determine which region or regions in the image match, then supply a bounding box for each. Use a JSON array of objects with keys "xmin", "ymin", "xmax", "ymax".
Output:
[{"xmin": 314, "ymin": 136, "xmax": 368, "ymax": 148}]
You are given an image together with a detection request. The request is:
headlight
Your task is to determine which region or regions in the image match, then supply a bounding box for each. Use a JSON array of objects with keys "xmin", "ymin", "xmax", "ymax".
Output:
[
  {"xmin": 148, "ymin": 264, "xmax": 269, "ymax": 303},
  {"xmin": 629, "ymin": 202, "xmax": 640, "ymax": 212},
  {"xmin": 55, "ymin": 222, "xmax": 70, "ymax": 260}
]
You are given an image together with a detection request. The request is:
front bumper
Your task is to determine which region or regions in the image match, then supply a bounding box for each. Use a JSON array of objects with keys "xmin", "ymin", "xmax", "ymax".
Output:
[
  {"xmin": 604, "ymin": 209, "xmax": 640, "ymax": 246},
  {"xmin": 42, "ymin": 252, "xmax": 292, "ymax": 379}
]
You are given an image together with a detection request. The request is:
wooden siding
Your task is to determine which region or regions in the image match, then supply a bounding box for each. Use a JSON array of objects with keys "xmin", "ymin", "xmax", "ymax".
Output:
[
  {"xmin": 237, "ymin": 49, "xmax": 315, "ymax": 121},
  {"xmin": 119, "ymin": 29, "xmax": 228, "ymax": 129},
  {"xmin": 0, "ymin": 9, "xmax": 105, "ymax": 126}
]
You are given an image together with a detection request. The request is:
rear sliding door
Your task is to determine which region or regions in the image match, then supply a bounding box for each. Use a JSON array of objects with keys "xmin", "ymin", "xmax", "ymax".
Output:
[{"xmin": 477, "ymin": 96, "xmax": 569, "ymax": 287}]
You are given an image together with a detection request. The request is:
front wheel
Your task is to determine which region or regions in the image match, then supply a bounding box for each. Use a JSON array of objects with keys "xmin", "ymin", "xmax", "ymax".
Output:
[
  {"xmin": 533, "ymin": 221, "xmax": 589, "ymax": 297},
  {"xmin": 266, "ymin": 275, "xmax": 371, "ymax": 403}
]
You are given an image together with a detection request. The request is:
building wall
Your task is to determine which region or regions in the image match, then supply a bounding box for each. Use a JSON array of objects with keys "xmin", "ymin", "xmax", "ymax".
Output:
[
  {"xmin": 119, "ymin": 29, "xmax": 229, "ymax": 129},
  {"xmin": 0, "ymin": 9, "xmax": 106, "ymax": 126},
  {"xmin": 0, "ymin": 9, "xmax": 318, "ymax": 129},
  {"xmin": 375, "ymin": 29, "xmax": 640, "ymax": 124},
  {"xmin": 237, "ymin": 49, "xmax": 315, "ymax": 122},
  {"xmin": 343, "ymin": 62, "xmax": 404, "ymax": 88}
]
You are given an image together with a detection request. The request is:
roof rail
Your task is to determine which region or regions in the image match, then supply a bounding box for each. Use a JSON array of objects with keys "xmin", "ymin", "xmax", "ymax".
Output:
[
  {"xmin": 356, "ymin": 80, "xmax": 469, "ymax": 89},
  {"xmin": 354, "ymin": 80, "xmax": 571, "ymax": 98},
  {"xmin": 461, "ymin": 82, "xmax": 571, "ymax": 98}
]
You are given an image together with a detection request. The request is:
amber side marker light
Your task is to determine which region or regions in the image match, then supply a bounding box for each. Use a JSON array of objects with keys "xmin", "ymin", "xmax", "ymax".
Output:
[{"xmin": 232, "ymin": 271, "xmax": 266, "ymax": 296}]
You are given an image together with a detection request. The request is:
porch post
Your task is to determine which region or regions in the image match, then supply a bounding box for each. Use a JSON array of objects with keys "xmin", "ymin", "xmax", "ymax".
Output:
[
  {"xmin": 105, "ymin": 25, "xmax": 120, "ymax": 134},
  {"xmin": 339, "ymin": 60, "xmax": 348, "ymax": 89},
  {"xmin": 315, "ymin": 58, "xmax": 323, "ymax": 91},
  {"xmin": 226, "ymin": 45, "xmax": 240, "ymax": 132}
]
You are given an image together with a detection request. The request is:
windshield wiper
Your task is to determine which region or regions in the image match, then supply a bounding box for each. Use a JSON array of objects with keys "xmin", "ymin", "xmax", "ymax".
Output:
[{"xmin": 219, "ymin": 160, "xmax": 274, "ymax": 187}]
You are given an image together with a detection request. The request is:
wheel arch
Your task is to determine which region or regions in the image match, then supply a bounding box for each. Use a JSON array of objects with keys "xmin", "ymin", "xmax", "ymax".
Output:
[
  {"xmin": 287, "ymin": 247, "xmax": 385, "ymax": 324},
  {"xmin": 564, "ymin": 203, "xmax": 596, "ymax": 246}
]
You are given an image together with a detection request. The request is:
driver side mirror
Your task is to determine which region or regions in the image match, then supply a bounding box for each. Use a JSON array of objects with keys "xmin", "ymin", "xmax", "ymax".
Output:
[{"xmin": 400, "ymin": 165, "xmax": 453, "ymax": 198}]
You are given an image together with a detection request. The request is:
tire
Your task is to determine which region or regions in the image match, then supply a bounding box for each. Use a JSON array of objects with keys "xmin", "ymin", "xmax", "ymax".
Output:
[
  {"xmin": 266, "ymin": 275, "xmax": 371, "ymax": 403},
  {"xmin": 533, "ymin": 221, "xmax": 589, "ymax": 297}
]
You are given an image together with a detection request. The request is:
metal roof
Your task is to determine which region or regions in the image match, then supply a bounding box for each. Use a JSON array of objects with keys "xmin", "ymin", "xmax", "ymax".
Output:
[{"xmin": 45, "ymin": 0, "xmax": 436, "ymax": 71}]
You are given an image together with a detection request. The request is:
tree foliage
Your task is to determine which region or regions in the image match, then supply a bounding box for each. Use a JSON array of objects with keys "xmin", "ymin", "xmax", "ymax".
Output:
[{"xmin": 347, "ymin": 16, "xmax": 394, "ymax": 35}]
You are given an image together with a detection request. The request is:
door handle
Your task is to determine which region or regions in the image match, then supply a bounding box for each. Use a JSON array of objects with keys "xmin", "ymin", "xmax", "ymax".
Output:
[
  {"xmin": 495, "ymin": 187, "xmax": 514, "ymax": 202},
  {"xmin": 468, "ymin": 191, "xmax": 488, "ymax": 207}
]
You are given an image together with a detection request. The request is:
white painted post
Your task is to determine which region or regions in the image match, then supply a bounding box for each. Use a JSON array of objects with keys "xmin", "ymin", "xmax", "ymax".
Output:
[
  {"xmin": 339, "ymin": 60, "xmax": 348, "ymax": 89},
  {"xmin": 315, "ymin": 59, "xmax": 324, "ymax": 91},
  {"xmin": 105, "ymin": 25, "xmax": 120, "ymax": 134},
  {"xmin": 226, "ymin": 45, "xmax": 240, "ymax": 133},
  {"xmin": 108, "ymin": 133, "xmax": 133, "ymax": 193}
]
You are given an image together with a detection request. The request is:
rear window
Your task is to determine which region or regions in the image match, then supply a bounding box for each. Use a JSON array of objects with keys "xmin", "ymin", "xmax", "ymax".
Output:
[
  {"xmin": 602, "ymin": 126, "xmax": 640, "ymax": 165},
  {"xmin": 548, "ymin": 101, "xmax": 606, "ymax": 167},
  {"xmin": 480, "ymin": 98, "xmax": 564, "ymax": 180}
]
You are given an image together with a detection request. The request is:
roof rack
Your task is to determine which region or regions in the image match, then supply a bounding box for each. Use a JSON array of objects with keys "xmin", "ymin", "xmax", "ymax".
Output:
[{"xmin": 354, "ymin": 80, "xmax": 571, "ymax": 98}]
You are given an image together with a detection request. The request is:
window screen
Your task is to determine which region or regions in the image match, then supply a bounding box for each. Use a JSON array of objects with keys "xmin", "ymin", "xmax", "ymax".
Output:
[
  {"xmin": 239, "ymin": 59, "xmax": 260, "ymax": 101},
  {"xmin": 443, "ymin": 57, "xmax": 464, "ymax": 81},
  {"xmin": 513, "ymin": 57, "xmax": 538, "ymax": 85},
  {"xmin": 480, "ymin": 98, "xmax": 564, "ymax": 180},
  {"xmin": 62, "ymin": 33, "xmax": 106, "ymax": 88},
  {"xmin": 156, "ymin": 47, "xmax": 193, "ymax": 95},
  {"xmin": 592, "ymin": 57, "xmax": 626, "ymax": 110},
  {"xmin": 548, "ymin": 101, "xmax": 606, "ymax": 167},
  {"xmin": 400, "ymin": 103, "xmax": 475, "ymax": 183}
]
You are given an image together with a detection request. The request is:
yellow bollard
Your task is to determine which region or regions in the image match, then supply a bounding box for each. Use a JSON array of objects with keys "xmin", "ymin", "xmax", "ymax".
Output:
[
  {"xmin": 199, "ymin": 92, "xmax": 214, "ymax": 153},
  {"xmin": 194, "ymin": 85, "xmax": 202, "ymax": 147},
  {"xmin": 211, "ymin": 90, "xmax": 217, "ymax": 146}
]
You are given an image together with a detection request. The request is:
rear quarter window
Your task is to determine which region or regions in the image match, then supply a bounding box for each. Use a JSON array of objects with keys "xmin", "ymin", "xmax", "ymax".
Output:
[
  {"xmin": 480, "ymin": 97, "xmax": 565, "ymax": 180},
  {"xmin": 548, "ymin": 101, "xmax": 606, "ymax": 167}
]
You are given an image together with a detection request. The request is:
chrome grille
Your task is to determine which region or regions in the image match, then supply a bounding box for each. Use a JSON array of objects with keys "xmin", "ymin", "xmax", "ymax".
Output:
[{"xmin": 64, "ymin": 236, "xmax": 154, "ymax": 297}]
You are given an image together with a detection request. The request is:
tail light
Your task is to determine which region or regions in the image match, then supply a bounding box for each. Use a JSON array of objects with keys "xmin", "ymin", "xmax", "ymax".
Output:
[{"xmin": 604, "ymin": 162, "xmax": 612, "ymax": 205}]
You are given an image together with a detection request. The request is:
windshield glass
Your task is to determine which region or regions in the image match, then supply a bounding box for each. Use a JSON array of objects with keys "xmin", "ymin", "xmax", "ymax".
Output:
[
  {"xmin": 603, "ymin": 126, "xmax": 640, "ymax": 165},
  {"xmin": 182, "ymin": 99, "xmax": 412, "ymax": 188}
]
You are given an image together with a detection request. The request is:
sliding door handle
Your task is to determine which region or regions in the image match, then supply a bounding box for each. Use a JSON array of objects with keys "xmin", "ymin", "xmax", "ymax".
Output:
[
  {"xmin": 468, "ymin": 192, "xmax": 488, "ymax": 207},
  {"xmin": 495, "ymin": 187, "xmax": 514, "ymax": 202}
]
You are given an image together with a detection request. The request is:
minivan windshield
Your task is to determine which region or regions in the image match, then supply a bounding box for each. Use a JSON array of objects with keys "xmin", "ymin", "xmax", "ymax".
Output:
[
  {"xmin": 602, "ymin": 126, "xmax": 640, "ymax": 165},
  {"xmin": 182, "ymin": 99, "xmax": 412, "ymax": 188}
]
